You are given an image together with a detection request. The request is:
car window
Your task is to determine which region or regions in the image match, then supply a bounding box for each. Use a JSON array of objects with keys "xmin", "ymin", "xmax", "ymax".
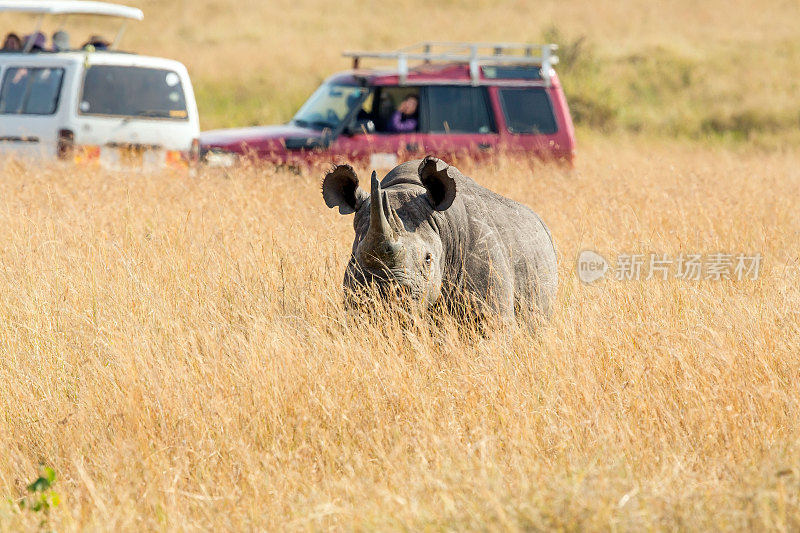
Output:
[
  {"xmin": 81, "ymin": 66, "xmax": 188, "ymax": 120},
  {"xmin": 372, "ymin": 87, "xmax": 419, "ymax": 133},
  {"xmin": 498, "ymin": 88, "xmax": 558, "ymax": 135},
  {"xmin": 360, "ymin": 91, "xmax": 374, "ymax": 114},
  {"xmin": 292, "ymin": 83, "xmax": 365, "ymax": 130},
  {"xmin": 425, "ymin": 86, "xmax": 494, "ymax": 134},
  {"xmin": 0, "ymin": 67, "xmax": 64, "ymax": 115},
  {"xmin": 25, "ymin": 68, "xmax": 65, "ymax": 114},
  {"xmin": 482, "ymin": 66, "xmax": 542, "ymax": 80},
  {"xmin": 346, "ymin": 89, "xmax": 378, "ymax": 134}
]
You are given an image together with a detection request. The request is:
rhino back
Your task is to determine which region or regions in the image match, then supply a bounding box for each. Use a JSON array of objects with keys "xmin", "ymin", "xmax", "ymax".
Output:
[{"xmin": 444, "ymin": 175, "xmax": 558, "ymax": 315}]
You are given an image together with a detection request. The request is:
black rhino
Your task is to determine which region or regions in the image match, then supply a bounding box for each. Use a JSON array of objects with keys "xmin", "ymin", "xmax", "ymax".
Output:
[{"xmin": 322, "ymin": 157, "xmax": 558, "ymax": 320}]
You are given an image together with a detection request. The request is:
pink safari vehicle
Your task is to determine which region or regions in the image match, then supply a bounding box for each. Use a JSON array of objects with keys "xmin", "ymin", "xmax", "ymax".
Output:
[{"xmin": 200, "ymin": 42, "xmax": 576, "ymax": 168}]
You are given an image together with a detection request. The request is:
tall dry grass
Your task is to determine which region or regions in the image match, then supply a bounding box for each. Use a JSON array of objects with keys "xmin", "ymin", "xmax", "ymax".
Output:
[{"xmin": 0, "ymin": 139, "xmax": 798, "ymax": 530}]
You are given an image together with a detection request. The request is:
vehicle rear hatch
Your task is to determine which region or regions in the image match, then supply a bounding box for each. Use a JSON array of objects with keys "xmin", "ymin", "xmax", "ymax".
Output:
[{"xmin": 72, "ymin": 60, "xmax": 199, "ymax": 168}]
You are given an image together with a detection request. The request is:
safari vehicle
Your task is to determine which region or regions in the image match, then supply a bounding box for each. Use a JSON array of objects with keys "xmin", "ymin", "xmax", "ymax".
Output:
[
  {"xmin": 201, "ymin": 42, "xmax": 575, "ymax": 168},
  {"xmin": 0, "ymin": 1, "xmax": 200, "ymax": 169}
]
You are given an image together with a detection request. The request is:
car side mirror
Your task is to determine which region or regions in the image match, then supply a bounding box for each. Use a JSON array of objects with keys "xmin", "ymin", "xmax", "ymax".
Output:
[{"xmin": 347, "ymin": 119, "xmax": 375, "ymax": 136}]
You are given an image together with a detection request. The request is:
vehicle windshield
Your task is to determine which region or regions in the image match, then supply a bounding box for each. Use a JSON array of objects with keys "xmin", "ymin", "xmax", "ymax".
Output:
[
  {"xmin": 292, "ymin": 83, "xmax": 364, "ymax": 130},
  {"xmin": 80, "ymin": 65, "xmax": 188, "ymax": 120}
]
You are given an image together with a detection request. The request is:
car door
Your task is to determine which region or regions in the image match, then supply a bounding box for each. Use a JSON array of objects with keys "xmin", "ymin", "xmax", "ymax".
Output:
[
  {"xmin": 331, "ymin": 86, "xmax": 424, "ymax": 168},
  {"xmin": 0, "ymin": 65, "xmax": 66, "ymax": 159},
  {"xmin": 416, "ymin": 85, "xmax": 498, "ymax": 158}
]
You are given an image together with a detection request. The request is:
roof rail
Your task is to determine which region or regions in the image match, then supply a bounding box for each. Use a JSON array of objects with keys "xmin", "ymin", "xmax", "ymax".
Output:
[{"xmin": 343, "ymin": 41, "xmax": 559, "ymax": 86}]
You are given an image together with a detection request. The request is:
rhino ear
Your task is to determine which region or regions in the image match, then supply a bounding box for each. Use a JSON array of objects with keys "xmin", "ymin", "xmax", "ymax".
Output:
[
  {"xmin": 322, "ymin": 164, "xmax": 368, "ymax": 215},
  {"xmin": 418, "ymin": 156, "xmax": 457, "ymax": 211}
]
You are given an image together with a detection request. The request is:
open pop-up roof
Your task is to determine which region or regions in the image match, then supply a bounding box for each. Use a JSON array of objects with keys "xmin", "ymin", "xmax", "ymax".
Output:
[{"xmin": 0, "ymin": 0, "xmax": 143, "ymax": 51}]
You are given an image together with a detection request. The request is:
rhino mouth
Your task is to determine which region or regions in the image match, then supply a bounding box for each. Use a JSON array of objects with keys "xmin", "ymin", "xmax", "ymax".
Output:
[{"xmin": 344, "ymin": 262, "xmax": 426, "ymax": 305}]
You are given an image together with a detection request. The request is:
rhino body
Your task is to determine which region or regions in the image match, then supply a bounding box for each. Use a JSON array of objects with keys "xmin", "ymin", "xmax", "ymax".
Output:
[{"xmin": 322, "ymin": 157, "xmax": 558, "ymax": 320}]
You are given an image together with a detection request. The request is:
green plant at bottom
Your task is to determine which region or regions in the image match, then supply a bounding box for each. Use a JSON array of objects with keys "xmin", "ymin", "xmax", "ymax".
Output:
[{"xmin": 18, "ymin": 464, "xmax": 60, "ymax": 527}]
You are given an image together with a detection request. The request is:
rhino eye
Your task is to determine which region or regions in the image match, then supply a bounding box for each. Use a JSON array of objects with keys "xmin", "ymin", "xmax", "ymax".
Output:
[{"xmin": 424, "ymin": 252, "xmax": 433, "ymax": 265}]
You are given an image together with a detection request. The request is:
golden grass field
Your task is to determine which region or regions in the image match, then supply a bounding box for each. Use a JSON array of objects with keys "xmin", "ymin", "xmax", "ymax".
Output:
[
  {"xmin": 0, "ymin": 138, "xmax": 798, "ymax": 530},
  {"xmin": 2, "ymin": 0, "xmax": 800, "ymax": 530}
]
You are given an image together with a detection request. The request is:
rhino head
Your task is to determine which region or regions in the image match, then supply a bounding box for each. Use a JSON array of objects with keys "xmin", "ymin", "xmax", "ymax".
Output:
[{"xmin": 322, "ymin": 157, "xmax": 457, "ymax": 306}]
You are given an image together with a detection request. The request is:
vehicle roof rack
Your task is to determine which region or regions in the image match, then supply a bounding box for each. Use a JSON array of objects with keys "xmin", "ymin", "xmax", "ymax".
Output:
[
  {"xmin": 0, "ymin": 1, "xmax": 143, "ymax": 52},
  {"xmin": 343, "ymin": 41, "xmax": 559, "ymax": 86}
]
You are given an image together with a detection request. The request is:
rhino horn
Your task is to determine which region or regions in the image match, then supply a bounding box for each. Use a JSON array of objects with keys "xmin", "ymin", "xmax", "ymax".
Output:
[
  {"xmin": 363, "ymin": 171, "xmax": 402, "ymax": 261},
  {"xmin": 369, "ymin": 171, "xmax": 393, "ymax": 239}
]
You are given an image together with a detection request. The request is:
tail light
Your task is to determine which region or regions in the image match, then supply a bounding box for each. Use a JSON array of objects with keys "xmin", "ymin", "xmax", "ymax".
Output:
[
  {"xmin": 56, "ymin": 129, "xmax": 74, "ymax": 160},
  {"xmin": 75, "ymin": 145, "xmax": 101, "ymax": 164},
  {"xmin": 166, "ymin": 150, "xmax": 187, "ymax": 167},
  {"xmin": 166, "ymin": 139, "xmax": 199, "ymax": 169}
]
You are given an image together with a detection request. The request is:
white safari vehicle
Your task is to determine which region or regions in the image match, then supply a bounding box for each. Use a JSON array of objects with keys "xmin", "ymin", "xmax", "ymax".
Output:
[{"xmin": 0, "ymin": 1, "xmax": 200, "ymax": 168}]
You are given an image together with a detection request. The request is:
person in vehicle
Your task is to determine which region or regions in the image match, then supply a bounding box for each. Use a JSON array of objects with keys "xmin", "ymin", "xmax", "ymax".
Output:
[
  {"xmin": 388, "ymin": 94, "xmax": 419, "ymax": 133},
  {"xmin": 22, "ymin": 32, "xmax": 46, "ymax": 51},
  {"xmin": 2, "ymin": 32, "xmax": 22, "ymax": 51},
  {"xmin": 82, "ymin": 35, "xmax": 110, "ymax": 50},
  {"xmin": 52, "ymin": 31, "xmax": 70, "ymax": 52}
]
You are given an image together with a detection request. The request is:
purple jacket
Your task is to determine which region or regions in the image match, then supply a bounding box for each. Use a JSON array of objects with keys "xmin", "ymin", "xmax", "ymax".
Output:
[{"xmin": 390, "ymin": 111, "xmax": 418, "ymax": 133}]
